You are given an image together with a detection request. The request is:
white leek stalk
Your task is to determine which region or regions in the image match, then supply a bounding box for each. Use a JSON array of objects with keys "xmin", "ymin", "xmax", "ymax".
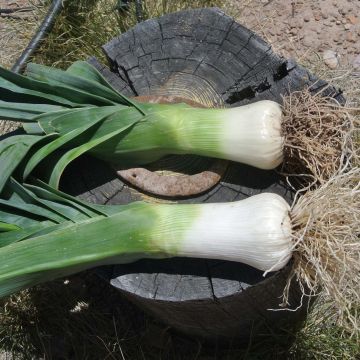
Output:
[
  {"xmin": 155, "ymin": 193, "xmax": 292, "ymax": 271},
  {"xmin": 91, "ymin": 100, "xmax": 284, "ymax": 170}
]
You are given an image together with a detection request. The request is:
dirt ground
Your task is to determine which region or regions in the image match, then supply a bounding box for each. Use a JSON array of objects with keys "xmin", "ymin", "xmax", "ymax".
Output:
[
  {"xmin": 1, "ymin": 1, "xmax": 359, "ymax": 71},
  {"xmin": 232, "ymin": 0, "xmax": 360, "ymax": 69},
  {"xmin": 0, "ymin": 0, "xmax": 43, "ymax": 69}
]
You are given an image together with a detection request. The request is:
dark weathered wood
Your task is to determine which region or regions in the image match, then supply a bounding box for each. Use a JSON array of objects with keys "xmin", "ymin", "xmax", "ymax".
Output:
[{"xmin": 62, "ymin": 8, "xmax": 342, "ymax": 340}]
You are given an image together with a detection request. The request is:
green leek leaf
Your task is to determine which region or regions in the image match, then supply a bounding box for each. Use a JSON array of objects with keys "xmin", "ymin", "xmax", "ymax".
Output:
[
  {"xmin": 22, "ymin": 107, "xmax": 124, "ymax": 179},
  {"xmin": 0, "ymin": 222, "xmax": 20, "ymax": 232},
  {"xmin": 48, "ymin": 114, "xmax": 140, "ymax": 188},
  {"xmin": 0, "ymin": 100, "xmax": 65, "ymax": 122},
  {"xmin": 0, "ymin": 66, "xmax": 84, "ymax": 107},
  {"xmin": 65, "ymin": 61, "xmax": 146, "ymax": 114},
  {"xmin": 0, "ymin": 135, "xmax": 47, "ymax": 194},
  {"xmin": 27, "ymin": 63, "xmax": 119, "ymax": 106}
]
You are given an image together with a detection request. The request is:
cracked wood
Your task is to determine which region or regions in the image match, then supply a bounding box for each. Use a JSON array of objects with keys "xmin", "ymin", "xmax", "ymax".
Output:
[{"xmin": 70, "ymin": 8, "xmax": 343, "ymax": 340}]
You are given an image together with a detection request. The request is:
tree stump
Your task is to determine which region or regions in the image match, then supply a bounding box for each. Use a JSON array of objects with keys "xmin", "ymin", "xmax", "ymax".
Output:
[{"xmin": 61, "ymin": 8, "xmax": 343, "ymax": 341}]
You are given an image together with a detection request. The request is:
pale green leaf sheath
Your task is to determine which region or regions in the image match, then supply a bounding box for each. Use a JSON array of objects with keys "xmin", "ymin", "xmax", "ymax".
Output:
[
  {"xmin": 0, "ymin": 180, "xmax": 292, "ymax": 298},
  {"xmin": 96, "ymin": 101, "xmax": 284, "ymax": 170}
]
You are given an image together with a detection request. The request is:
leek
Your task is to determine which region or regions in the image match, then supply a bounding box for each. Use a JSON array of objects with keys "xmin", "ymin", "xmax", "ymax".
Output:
[
  {"xmin": 0, "ymin": 61, "xmax": 283, "ymax": 192},
  {"xmin": 0, "ymin": 178, "xmax": 292, "ymax": 298}
]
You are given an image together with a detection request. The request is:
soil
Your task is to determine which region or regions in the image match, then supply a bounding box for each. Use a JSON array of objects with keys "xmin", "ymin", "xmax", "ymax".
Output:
[
  {"xmin": 231, "ymin": 0, "xmax": 360, "ymax": 69},
  {"xmin": 0, "ymin": 0, "xmax": 43, "ymax": 69}
]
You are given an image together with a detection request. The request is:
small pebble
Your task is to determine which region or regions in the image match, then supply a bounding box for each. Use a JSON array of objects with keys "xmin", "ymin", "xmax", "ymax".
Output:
[
  {"xmin": 352, "ymin": 54, "xmax": 360, "ymax": 69},
  {"xmin": 346, "ymin": 32, "xmax": 356, "ymax": 43},
  {"xmin": 347, "ymin": 15, "xmax": 358, "ymax": 25},
  {"xmin": 303, "ymin": 36, "xmax": 313, "ymax": 47},
  {"xmin": 323, "ymin": 50, "xmax": 339, "ymax": 69},
  {"xmin": 344, "ymin": 24, "xmax": 351, "ymax": 30}
]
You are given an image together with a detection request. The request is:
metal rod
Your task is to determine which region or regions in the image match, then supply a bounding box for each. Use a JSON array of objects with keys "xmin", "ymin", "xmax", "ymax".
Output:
[
  {"xmin": 11, "ymin": 0, "xmax": 63, "ymax": 74},
  {"xmin": 135, "ymin": 0, "xmax": 143, "ymax": 22}
]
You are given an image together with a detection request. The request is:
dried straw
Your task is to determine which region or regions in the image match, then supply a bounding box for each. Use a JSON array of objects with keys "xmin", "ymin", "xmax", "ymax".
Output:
[{"xmin": 287, "ymin": 167, "xmax": 360, "ymax": 334}]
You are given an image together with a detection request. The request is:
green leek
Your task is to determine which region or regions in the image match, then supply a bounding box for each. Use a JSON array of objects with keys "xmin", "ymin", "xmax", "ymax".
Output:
[
  {"xmin": 0, "ymin": 61, "xmax": 283, "ymax": 192},
  {"xmin": 0, "ymin": 178, "xmax": 292, "ymax": 298}
]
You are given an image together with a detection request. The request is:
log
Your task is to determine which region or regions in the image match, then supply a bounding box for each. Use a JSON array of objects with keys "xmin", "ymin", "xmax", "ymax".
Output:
[{"xmin": 61, "ymin": 7, "xmax": 342, "ymax": 341}]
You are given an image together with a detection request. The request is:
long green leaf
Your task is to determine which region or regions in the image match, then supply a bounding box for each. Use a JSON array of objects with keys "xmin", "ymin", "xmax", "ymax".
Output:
[
  {"xmin": 0, "ymin": 134, "xmax": 47, "ymax": 194},
  {"xmin": 30, "ymin": 179, "xmax": 107, "ymax": 217},
  {"xmin": 0, "ymin": 203, "xmax": 52, "ymax": 229},
  {"xmin": 0, "ymin": 66, "xmax": 84, "ymax": 107},
  {"xmin": 0, "ymin": 199, "xmax": 65, "ymax": 223},
  {"xmin": 6, "ymin": 179, "xmax": 87, "ymax": 223},
  {"xmin": 26, "ymin": 63, "xmax": 119, "ymax": 107},
  {"xmin": 0, "ymin": 221, "xmax": 55, "ymax": 247},
  {"xmin": 65, "ymin": 61, "xmax": 147, "ymax": 114},
  {"xmin": 0, "ymin": 200, "xmax": 155, "ymax": 298},
  {"xmin": 0, "ymin": 222, "xmax": 20, "ymax": 232},
  {"xmin": 22, "ymin": 107, "xmax": 123, "ymax": 179},
  {"xmin": 0, "ymin": 100, "xmax": 65, "ymax": 122},
  {"xmin": 0, "ymin": 179, "xmax": 105, "ymax": 247},
  {"xmin": 38, "ymin": 106, "xmax": 123, "ymax": 135},
  {"xmin": 48, "ymin": 115, "xmax": 140, "ymax": 188}
]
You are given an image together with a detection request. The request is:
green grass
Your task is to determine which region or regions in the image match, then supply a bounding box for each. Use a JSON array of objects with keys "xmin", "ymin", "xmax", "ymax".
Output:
[{"xmin": 1, "ymin": 279, "xmax": 359, "ymax": 359}]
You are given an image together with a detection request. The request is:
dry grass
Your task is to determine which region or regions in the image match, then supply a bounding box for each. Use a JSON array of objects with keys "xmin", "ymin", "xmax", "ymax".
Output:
[
  {"xmin": 0, "ymin": 0, "xmax": 45, "ymax": 69},
  {"xmin": 32, "ymin": 0, "xmax": 231, "ymax": 68},
  {"xmin": 1, "ymin": 278, "xmax": 359, "ymax": 359},
  {"xmin": 0, "ymin": 273, "xmax": 150, "ymax": 359},
  {"xmin": 32, "ymin": 0, "xmax": 121, "ymax": 68}
]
